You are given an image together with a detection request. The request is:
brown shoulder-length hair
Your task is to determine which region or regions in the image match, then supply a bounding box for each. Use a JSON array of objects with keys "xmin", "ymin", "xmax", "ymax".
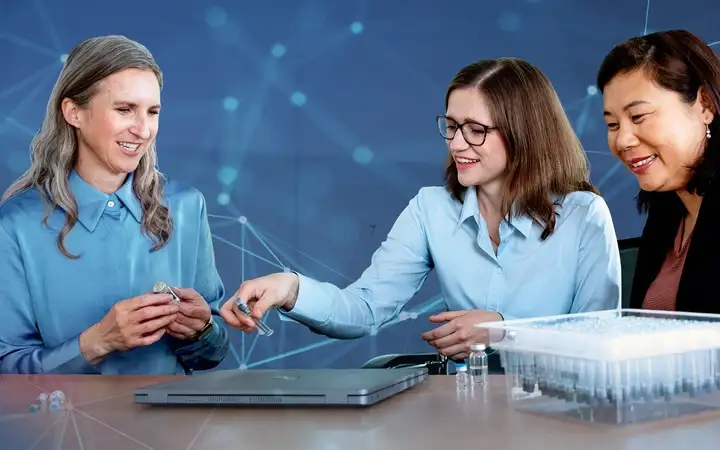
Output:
[
  {"xmin": 444, "ymin": 58, "xmax": 598, "ymax": 239},
  {"xmin": 596, "ymin": 29, "xmax": 720, "ymax": 213}
]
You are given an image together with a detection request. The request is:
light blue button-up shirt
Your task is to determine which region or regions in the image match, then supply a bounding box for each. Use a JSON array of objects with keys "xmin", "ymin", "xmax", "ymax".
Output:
[
  {"xmin": 281, "ymin": 186, "xmax": 622, "ymax": 339},
  {"xmin": 0, "ymin": 171, "xmax": 229, "ymax": 374}
]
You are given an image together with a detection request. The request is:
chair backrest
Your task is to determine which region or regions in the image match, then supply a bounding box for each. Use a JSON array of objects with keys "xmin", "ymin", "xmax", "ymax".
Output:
[{"xmin": 618, "ymin": 237, "xmax": 641, "ymax": 308}]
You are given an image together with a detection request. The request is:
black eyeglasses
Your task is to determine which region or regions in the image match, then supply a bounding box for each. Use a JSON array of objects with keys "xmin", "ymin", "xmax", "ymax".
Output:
[{"xmin": 436, "ymin": 115, "xmax": 496, "ymax": 146}]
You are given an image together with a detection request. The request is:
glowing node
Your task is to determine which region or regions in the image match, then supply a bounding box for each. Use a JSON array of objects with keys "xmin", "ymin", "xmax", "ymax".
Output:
[
  {"xmin": 218, "ymin": 165, "xmax": 238, "ymax": 185},
  {"xmin": 271, "ymin": 43, "xmax": 287, "ymax": 58},
  {"xmin": 290, "ymin": 91, "xmax": 307, "ymax": 106},
  {"xmin": 409, "ymin": 312, "xmax": 418, "ymax": 319},
  {"xmin": 223, "ymin": 96, "xmax": 239, "ymax": 111},
  {"xmin": 283, "ymin": 266, "xmax": 292, "ymax": 272},
  {"xmin": 353, "ymin": 146, "xmax": 374, "ymax": 165},
  {"xmin": 239, "ymin": 364, "xmax": 248, "ymax": 370},
  {"xmin": 350, "ymin": 21, "xmax": 364, "ymax": 34},
  {"xmin": 587, "ymin": 85, "xmax": 598, "ymax": 96},
  {"xmin": 217, "ymin": 192, "xmax": 230, "ymax": 205},
  {"xmin": 60, "ymin": 53, "xmax": 68, "ymax": 63},
  {"xmin": 398, "ymin": 312, "xmax": 409, "ymax": 320},
  {"xmin": 238, "ymin": 215, "xmax": 247, "ymax": 224}
]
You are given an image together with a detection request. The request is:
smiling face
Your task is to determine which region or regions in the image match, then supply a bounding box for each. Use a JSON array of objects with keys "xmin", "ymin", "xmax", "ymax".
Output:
[
  {"xmin": 63, "ymin": 68, "xmax": 161, "ymax": 191},
  {"xmin": 602, "ymin": 69, "xmax": 713, "ymax": 192},
  {"xmin": 444, "ymin": 87, "xmax": 508, "ymax": 189}
]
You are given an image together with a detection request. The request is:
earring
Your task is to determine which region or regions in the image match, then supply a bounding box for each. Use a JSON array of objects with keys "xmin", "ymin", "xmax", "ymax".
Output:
[{"xmin": 707, "ymin": 124, "xmax": 712, "ymax": 139}]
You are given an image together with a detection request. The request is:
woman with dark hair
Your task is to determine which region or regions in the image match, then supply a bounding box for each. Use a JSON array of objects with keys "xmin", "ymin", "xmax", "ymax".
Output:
[
  {"xmin": 0, "ymin": 35, "xmax": 229, "ymax": 374},
  {"xmin": 221, "ymin": 57, "xmax": 622, "ymax": 360},
  {"xmin": 597, "ymin": 29, "xmax": 720, "ymax": 314}
]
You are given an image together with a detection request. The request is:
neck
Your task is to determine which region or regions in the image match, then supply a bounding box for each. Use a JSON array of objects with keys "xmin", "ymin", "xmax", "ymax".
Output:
[
  {"xmin": 75, "ymin": 150, "xmax": 126, "ymax": 194},
  {"xmin": 676, "ymin": 189, "xmax": 703, "ymax": 220},
  {"xmin": 476, "ymin": 182, "xmax": 504, "ymax": 220}
]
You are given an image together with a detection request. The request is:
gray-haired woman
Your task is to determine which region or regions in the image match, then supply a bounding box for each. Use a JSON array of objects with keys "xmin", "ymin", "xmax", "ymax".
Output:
[{"xmin": 0, "ymin": 35, "xmax": 228, "ymax": 374}]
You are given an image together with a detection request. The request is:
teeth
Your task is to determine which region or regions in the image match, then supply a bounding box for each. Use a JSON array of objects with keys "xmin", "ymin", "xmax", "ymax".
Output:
[
  {"xmin": 457, "ymin": 157, "xmax": 480, "ymax": 164},
  {"xmin": 630, "ymin": 155, "xmax": 657, "ymax": 168},
  {"xmin": 119, "ymin": 142, "xmax": 140, "ymax": 152}
]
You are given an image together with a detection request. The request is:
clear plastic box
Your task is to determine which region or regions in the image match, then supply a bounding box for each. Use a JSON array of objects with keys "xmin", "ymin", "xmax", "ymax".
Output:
[{"xmin": 476, "ymin": 309, "xmax": 720, "ymax": 425}]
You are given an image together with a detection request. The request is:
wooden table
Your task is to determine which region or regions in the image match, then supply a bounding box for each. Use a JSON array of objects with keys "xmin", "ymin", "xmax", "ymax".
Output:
[{"xmin": 1, "ymin": 374, "xmax": 719, "ymax": 449}]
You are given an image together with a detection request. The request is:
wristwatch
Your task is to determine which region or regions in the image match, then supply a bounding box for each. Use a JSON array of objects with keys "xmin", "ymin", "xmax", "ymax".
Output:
[{"xmin": 192, "ymin": 316, "xmax": 214, "ymax": 341}]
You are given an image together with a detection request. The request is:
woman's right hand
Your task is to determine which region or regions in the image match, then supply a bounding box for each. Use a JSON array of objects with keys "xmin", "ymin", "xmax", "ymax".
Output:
[{"xmin": 79, "ymin": 293, "xmax": 179, "ymax": 365}]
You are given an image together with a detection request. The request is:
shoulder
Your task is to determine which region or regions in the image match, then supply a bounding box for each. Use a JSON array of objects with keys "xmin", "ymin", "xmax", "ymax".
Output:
[
  {"xmin": 553, "ymin": 191, "xmax": 615, "ymax": 240},
  {"xmin": 412, "ymin": 186, "xmax": 458, "ymax": 209},
  {"xmin": 161, "ymin": 177, "xmax": 209, "ymax": 212},
  {"xmin": 557, "ymin": 191, "xmax": 612, "ymax": 221},
  {"xmin": 0, "ymin": 188, "xmax": 46, "ymax": 236}
]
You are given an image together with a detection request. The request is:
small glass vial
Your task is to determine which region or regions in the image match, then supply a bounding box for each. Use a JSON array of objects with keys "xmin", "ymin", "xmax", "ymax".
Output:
[
  {"xmin": 468, "ymin": 343, "xmax": 489, "ymax": 386},
  {"xmin": 456, "ymin": 363, "xmax": 469, "ymax": 392}
]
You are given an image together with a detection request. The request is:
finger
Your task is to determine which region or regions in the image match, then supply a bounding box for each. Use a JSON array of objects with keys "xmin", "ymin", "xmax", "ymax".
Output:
[
  {"xmin": 131, "ymin": 304, "xmax": 179, "ymax": 323},
  {"xmin": 170, "ymin": 287, "xmax": 200, "ymax": 302},
  {"xmin": 432, "ymin": 331, "xmax": 463, "ymax": 349},
  {"xmin": 438, "ymin": 343, "xmax": 468, "ymax": 358},
  {"xmin": 174, "ymin": 313, "xmax": 207, "ymax": 332},
  {"xmin": 251, "ymin": 293, "xmax": 279, "ymax": 319},
  {"xmin": 420, "ymin": 321, "xmax": 456, "ymax": 341},
  {"xmin": 129, "ymin": 293, "xmax": 174, "ymax": 310},
  {"xmin": 135, "ymin": 313, "xmax": 178, "ymax": 336},
  {"xmin": 219, "ymin": 298, "xmax": 256, "ymax": 331},
  {"xmin": 232, "ymin": 281, "xmax": 264, "ymax": 306},
  {"xmin": 166, "ymin": 321, "xmax": 196, "ymax": 338},
  {"xmin": 177, "ymin": 302, "xmax": 211, "ymax": 322},
  {"xmin": 429, "ymin": 311, "xmax": 466, "ymax": 323},
  {"xmin": 165, "ymin": 330, "xmax": 186, "ymax": 340},
  {"xmin": 136, "ymin": 327, "xmax": 167, "ymax": 347}
]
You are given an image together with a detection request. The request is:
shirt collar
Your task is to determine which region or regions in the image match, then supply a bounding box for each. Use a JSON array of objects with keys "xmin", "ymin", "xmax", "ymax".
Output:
[
  {"xmin": 454, "ymin": 186, "xmax": 534, "ymax": 237},
  {"xmin": 68, "ymin": 171, "xmax": 143, "ymax": 231}
]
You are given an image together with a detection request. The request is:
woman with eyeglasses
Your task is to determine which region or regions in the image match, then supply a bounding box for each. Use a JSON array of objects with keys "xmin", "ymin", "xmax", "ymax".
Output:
[{"xmin": 220, "ymin": 58, "xmax": 622, "ymax": 360}]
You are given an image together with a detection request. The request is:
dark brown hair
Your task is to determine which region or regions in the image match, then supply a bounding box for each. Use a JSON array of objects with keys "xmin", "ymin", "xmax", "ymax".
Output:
[
  {"xmin": 444, "ymin": 58, "xmax": 598, "ymax": 239},
  {"xmin": 596, "ymin": 29, "xmax": 720, "ymax": 212}
]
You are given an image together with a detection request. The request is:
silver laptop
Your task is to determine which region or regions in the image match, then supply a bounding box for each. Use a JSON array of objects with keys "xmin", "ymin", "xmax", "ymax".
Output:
[{"xmin": 134, "ymin": 367, "xmax": 428, "ymax": 407}]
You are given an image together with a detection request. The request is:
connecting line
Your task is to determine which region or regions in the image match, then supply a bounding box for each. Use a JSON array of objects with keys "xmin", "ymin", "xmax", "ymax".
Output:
[{"xmin": 643, "ymin": 0, "xmax": 651, "ymax": 35}]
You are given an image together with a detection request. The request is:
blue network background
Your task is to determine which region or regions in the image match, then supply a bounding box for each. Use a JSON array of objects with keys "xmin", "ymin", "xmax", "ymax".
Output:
[{"xmin": 1, "ymin": 0, "xmax": 719, "ymax": 371}]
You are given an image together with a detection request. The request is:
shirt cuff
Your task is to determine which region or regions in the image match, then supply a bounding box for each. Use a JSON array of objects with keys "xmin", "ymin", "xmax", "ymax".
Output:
[
  {"xmin": 278, "ymin": 273, "xmax": 333, "ymax": 327},
  {"xmin": 50, "ymin": 336, "xmax": 101, "ymax": 374}
]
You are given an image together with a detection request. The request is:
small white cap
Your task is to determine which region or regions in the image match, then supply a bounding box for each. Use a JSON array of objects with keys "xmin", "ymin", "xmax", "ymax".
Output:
[{"xmin": 470, "ymin": 343, "xmax": 486, "ymax": 351}]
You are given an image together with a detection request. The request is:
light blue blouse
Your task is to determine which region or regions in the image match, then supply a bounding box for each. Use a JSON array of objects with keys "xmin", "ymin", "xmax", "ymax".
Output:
[
  {"xmin": 281, "ymin": 186, "xmax": 623, "ymax": 338},
  {"xmin": 0, "ymin": 171, "xmax": 229, "ymax": 374}
]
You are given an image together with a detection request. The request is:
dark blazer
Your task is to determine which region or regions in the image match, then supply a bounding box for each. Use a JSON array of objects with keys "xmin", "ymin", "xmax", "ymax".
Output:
[{"xmin": 629, "ymin": 182, "xmax": 720, "ymax": 314}]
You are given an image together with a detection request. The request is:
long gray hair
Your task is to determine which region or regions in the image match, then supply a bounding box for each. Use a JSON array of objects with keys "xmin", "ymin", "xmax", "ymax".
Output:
[{"xmin": 2, "ymin": 35, "xmax": 173, "ymax": 258}]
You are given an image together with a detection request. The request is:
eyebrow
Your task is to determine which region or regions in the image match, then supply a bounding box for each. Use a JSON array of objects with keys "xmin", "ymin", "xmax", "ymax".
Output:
[
  {"xmin": 603, "ymin": 100, "xmax": 650, "ymax": 116},
  {"xmin": 113, "ymin": 101, "xmax": 161, "ymax": 110},
  {"xmin": 444, "ymin": 114, "xmax": 484, "ymax": 124}
]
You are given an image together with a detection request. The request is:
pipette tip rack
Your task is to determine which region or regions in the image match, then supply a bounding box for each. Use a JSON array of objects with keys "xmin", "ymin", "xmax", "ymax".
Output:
[{"xmin": 477, "ymin": 309, "xmax": 720, "ymax": 425}]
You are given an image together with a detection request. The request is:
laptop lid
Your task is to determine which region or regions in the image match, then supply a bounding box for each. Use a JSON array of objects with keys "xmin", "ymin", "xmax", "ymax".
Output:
[{"xmin": 134, "ymin": 368, "xmax": 428, "ymax": 407}]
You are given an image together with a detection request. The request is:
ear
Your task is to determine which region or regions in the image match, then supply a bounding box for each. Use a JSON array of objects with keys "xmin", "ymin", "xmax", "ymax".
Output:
[
  {"xmin": 60, "ymin": 98, "xmax": 82, "ymax": 128},
  {"xmin": 697, "ymin": 87, "xmax": 717, "ymax": 124}
]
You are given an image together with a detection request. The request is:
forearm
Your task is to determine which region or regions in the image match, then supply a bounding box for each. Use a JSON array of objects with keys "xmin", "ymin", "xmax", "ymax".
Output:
[
  {"xmin": 0, "ymin": 336, "xmax": 100, "ymax": 374},
  {"xmin": 278, "ymin": 274, "xmax": 387, "ymax": 340}
]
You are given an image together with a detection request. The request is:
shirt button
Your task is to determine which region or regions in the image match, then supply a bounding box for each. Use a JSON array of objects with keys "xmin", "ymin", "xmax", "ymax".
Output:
[{"xmin": 107, "ymin": 201, "xmax": 115, "ymax": 207}]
